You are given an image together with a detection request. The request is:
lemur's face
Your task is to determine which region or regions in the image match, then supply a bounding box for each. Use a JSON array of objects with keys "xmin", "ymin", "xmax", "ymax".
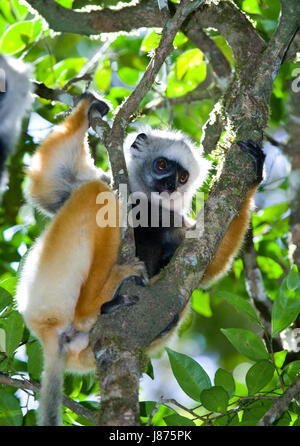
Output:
[
  {"xmin": 127, "ymin": 132, "xmax": 192, "ymax": 195},
  {"xmin": 124, "ymin": 130, "xmax": 210, "ymax": 214},
  {"xmin": 149, "ymin": 156, "xmax": 189, "ymax": 194}
]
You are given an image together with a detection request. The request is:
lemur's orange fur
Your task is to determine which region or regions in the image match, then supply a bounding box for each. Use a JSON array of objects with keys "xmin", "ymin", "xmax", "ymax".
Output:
[
  {"xmin": 28, "ymin": 99, "xmax": 99, "ymax": 210},
  {"xmin": 202, "ymin": 187, "xmax": 256, "ymax": 286}
]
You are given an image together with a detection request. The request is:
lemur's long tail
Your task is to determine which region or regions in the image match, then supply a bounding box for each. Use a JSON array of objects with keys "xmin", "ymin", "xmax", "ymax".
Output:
[{"xmin": 38, "ymin": 333, "xmax": 65, "ymax": 426}]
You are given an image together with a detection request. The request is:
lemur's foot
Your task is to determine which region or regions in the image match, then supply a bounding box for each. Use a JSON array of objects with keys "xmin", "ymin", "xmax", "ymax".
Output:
[
  {"xmin": 79, "ymin": 91, "xmax": 110, "ymax": 122},
  {"xmin": 88, "ymin": 100, "xmax": 110, "ymax": 122},
  {"xmin": 101, "ymin": 273, "xmax": 147, "ymax": 315},
  {"xmin": 237, "ymin": 140, "xmax": 265, "ymax": 183}
]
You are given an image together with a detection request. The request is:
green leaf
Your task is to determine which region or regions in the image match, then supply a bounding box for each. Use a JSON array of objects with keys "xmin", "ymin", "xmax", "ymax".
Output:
[
  {"xmin": 217, "ymin": 291, "xmax": 260, "ymax": 324},
  {"xmin": 95, "ymin": 63, "xmax": 112, "ymax": 92},
  {"xmin": 0, "ymin": 276, "xmax": 17, "ymax": 296},
  {"xmin": 173, "ymin": 31, "xmax": 188, "ymax": 48},
  {"xmin": 272, "ymin": 268, "xmax": 300, "ymax": 337},
  {"xmin": 166, "ymin": 348, "xmax": 211, "ymax": 401},
  {"xmin": 221, "ymin": 328, "xmax": 269, "ymax": 361},
  {"xmin": 191, "ymin": 289, "xmax": 212, "ymax": 317},
  {"xmin": 211, "ymin": 35, "xmax": 234, "ymax": 66},
  {"xmin": 287, "ymin": 265, "xmax": 300, "ymax": 291},
  {"xmin": 139, "ymin": 401, "xmax": 157, "ymax": 418},
  {"xmin": 257, "ymin": 256, "xmax": 283, "ymax": 279},
  {"xmin": 54, "ymin": 0, "xmax": 74, "ymax": 8},
  {"xmin": 242, "ymin": 399, "xmax": 273, "ymax": 425},
  {"xmin": 0, "ymin": 390, "xmax": 23, "ymax": 426},
  {"xmin": 5, "ymin": 311, "xmax": 24, "ymax": 356},
  {"xmin": 141, "ymin": 30, "xmax": 161, "ymax": 52},
  {"xmin": 144, "ymin": 359, "xmax": 154, "ymax": 380},
  {"xmin": 200, "ymin": 386, "xmax": 229, "ymax": 414},
  {"xmin": 214, "ymin": 368, "xmax": 235, "ymax": 398},
  {"xmin": 175, "ymin": 48, "xmax": 204, "ymax": 80},
  {"xmin": 275, "ymin": 411, "xmax": 291, "ymax": 426},
  {"xmin": 23, "ymin": 409, "xmax": 37, "ymax": 426},
  {"xmin": 27, "ymin": 341, "xmax": 43, "ymax": 381},
  {"xmin": 273, "ymin": 350, "xmax": 288, "ymax": 369},
  {"xmin": 283, "ymin": 360, "xmax": 300, "ymax": 385},
  {"xmin": 242, "ymin": 0, "xmax": 263, "ymax": 15},
  {"xmin": 164, "ymin": 414, "xmax": 196, "ymax": 426},
  {"xmin": 0, "ymin": 286, "xmax": 12, "ymax": 312},
  {"xmin": 11, "ymin": 0, "xmax": 29, "ymax": 20},
  {"xmin": 53, "ymin": 57, "xmax": 87, "ymax": 86},
  {"xmin": 118, "ymin": 67, "xmax": 140, "ymax": 86},
  {"xmin": 35, "ymin": 54, "xmax": 57, "ymax": 85},
  {"xmin": 246, "ymin": 360, "xmax": 275, "ymax": 395},
  {"xmin": 0, "ymin": 20, "xmax": 42, "ymax": 55},
  {"xmin": 0, "ymin": 1, "xmax": 17, "ymax": 24}
]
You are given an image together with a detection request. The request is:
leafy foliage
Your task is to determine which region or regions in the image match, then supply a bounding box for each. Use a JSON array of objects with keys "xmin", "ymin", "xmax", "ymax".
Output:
[{"xmin": 0, "ymin": 0, "xmax": 299, "ymax": 427}]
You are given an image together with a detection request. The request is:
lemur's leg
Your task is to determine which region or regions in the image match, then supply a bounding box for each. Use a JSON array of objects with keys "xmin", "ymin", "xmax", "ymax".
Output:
[
  {"xmin": 74, "ymin": 261, "xmax": 146, "ymax": 331},
  {"xmin": 27, "ymin": 93, "xmax": 109, "ymax": 215},
  {"xmin": 201, "ymin": 140, "xmax": 265, "ymax": 287},
  {"xmin": 71, "ymin": 178, "xmax": 147, "ymax": 332}
]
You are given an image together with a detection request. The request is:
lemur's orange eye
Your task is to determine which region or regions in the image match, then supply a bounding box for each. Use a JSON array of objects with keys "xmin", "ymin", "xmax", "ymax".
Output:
[
  {"xmin": 156, "ymin": 159, "xmax": 167, "ymax": 170},
  {"xmin": 179, "ymin": 171, "xmax": 189, "ymax": 184}
]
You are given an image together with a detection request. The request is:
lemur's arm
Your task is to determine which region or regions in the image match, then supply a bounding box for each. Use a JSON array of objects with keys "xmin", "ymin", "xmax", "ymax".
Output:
[
  {"xmin": 27, "ymin": 93, "xmax": 110, "ymax": 215},
  {"xmin": 201, "ymin": 140, "xmax": 265, "ymax": 287}
]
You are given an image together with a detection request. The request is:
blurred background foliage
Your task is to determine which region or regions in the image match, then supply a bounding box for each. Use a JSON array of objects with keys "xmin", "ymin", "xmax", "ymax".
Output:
[{"xmin": 0, "ymin": 0, "xmax": 299, "ymax": 426}]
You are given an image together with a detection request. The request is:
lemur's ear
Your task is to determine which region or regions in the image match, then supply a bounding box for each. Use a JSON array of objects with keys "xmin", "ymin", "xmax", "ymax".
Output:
[{"xmin": 131, "ymin": 133, "xmax": 147, "ymax": 150}]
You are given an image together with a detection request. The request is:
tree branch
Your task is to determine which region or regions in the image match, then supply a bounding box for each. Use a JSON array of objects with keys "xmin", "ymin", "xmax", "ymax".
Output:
[
  {"xmin": 25, "ymin": 0, "xmax": 162, "ymax": 34},
  {"xmin": 25, "ymin": 0, "xmax": 260, "ymax": 84}
]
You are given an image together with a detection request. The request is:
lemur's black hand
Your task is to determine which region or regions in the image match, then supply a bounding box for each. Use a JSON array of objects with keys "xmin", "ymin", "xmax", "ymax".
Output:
[
  {"xmin": 237, "ymin": 140, "xmax": 266, "ymax": 183},
  {"xmin": 88, "ymin": 100, "xmax": 110, "ymax": 120},
  {"xmin": 79, "ymin": 91, "xmax": 110, "ymax": 123},
  {"xmin": 101, "ymin": 275, "xmax": 146, "ymax": 315}
]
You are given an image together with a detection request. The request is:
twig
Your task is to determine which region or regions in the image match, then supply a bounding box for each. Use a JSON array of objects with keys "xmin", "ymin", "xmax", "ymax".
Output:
[
  {"xmin": 0, "ymin": 373, "xmax": 96, "ymax": 422},
  {"xmin": 62, "ymin": 39, "xmax": 113, "ymax": 91},
  {"xmin": 32, "ymin": 81, "xmax": 75, "ymax": 106},
  {"xmin": 161, "ymin": 398, "xmax": 212, "ymax": 425},
  {"xmin": 146, "ymin": 400, "xmax": 161, "ymax": 426}
]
